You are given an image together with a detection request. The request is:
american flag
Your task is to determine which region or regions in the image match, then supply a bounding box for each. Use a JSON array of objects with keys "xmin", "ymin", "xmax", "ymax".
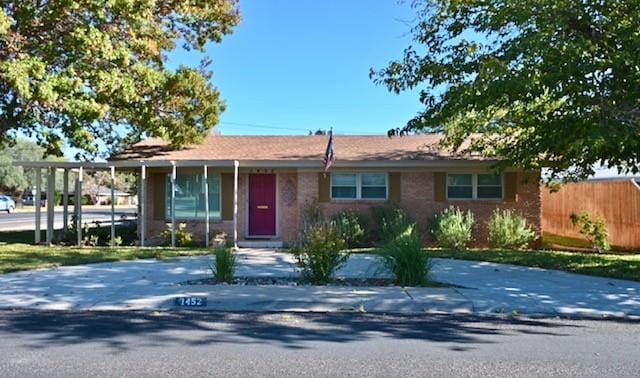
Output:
[{"xmin": 323, "ymin": 130, "xmax": 335, "ymax": 172}]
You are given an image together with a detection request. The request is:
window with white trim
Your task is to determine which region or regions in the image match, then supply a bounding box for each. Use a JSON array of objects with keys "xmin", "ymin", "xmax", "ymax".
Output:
[
  {"xmin": 447, "ymin": 173, "xmax": 503, "ymax": 200},
  {"xmin": 331, "ymin": 173, "xmax": 387, "ymax": 200}
]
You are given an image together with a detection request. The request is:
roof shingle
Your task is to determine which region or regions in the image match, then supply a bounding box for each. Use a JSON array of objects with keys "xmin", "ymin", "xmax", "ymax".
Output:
[{"xmin": 111, "ymin": 134, "xmax": 485, "ymax": 162}]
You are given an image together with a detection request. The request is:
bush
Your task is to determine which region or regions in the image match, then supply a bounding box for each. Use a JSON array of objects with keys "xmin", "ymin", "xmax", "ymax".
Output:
[
  {"xmin": 332, "ymin": 210, "xmax": 367, "ymax": 248},
  {"xmin": 570, "ymin": 211, "xmax": 610, "ymax": 252},
  {"xmin": 372, "ymin": 204, "xmax": 416, "ymax": 244},
  {"xmin": 431, "ymin": 206, "xmax": 475, "ymax": 249},
  {"xmin": 210, "ymin": 247, "xmax": 236, "ymax": 282},
  {"xmin": 488, "ymin": 209, "xmax": 536, "ymax": 249},
  {"xmin": 293, "ymin": 222, "xmax": 347, "ymax": 284},
  {"xmin": 379, "ymin": 233, "xmax": 430, "ymax": 286},
  {"xmin": 161, "ymin": 223, "xmax": 193, "ymax": 247}
]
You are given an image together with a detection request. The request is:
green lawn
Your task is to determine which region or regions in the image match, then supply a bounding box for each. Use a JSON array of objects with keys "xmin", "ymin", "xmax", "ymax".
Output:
[
  {"xmin": 0, "ymin": 243, "xmax": 213, "ymax": 274},
  {"xmin": 426, "ymin": 249, "xmax": 640, "ymax": 282}
]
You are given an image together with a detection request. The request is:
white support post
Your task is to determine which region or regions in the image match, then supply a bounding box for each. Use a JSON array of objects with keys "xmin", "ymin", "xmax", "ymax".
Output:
[
  {"xmin": 204, "ymin": 165, "xmax": 209, "ymax": 248},
  {"xmin": 110, "ymin": 166, "xmax": 115, "ymax": 247},
  {"xmin": 171, "ymin": 163, "xmax": 176, "ymax": 248},
  {"xmin": 46, "ymin": 167, "xmax": 55, "ymax": 244},
  {"xmin": 63, "ymin": 168, "xmax": 69, "ymax": 233},
  {"xmin": 76, "ymin": 166, "xmax": 83, "ymax": 246},
  {"xmin": 34, "ymin": 168, "xmax": 41, "ymax": 244},
  {"xmin": 233, "ymin": 160, "xmax": 239, "ymax": 249},
  {"xmin": 140, "ymin": 165, "xmax": 146, "ymax": 247}
]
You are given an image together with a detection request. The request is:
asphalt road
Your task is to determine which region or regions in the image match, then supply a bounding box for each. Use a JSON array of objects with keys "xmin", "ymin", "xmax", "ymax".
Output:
[
  {"xmin": 0, "ymin": 311, "xmax": 638, "ymax": 377},
  {"xmin": 0, "ymin": 207, "xmax": 136, "ymax": 231}
]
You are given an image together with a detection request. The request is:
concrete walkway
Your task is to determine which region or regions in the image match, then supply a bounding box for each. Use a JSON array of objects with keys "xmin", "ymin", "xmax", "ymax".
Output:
[{"xmin": 0, "ymin": 249, "xmax": 638, "ymax": 317}]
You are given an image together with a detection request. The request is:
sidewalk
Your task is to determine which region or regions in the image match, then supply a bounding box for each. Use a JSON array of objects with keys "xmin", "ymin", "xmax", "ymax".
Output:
[{"xmin": 0, "ymin": 249, "xmax": 638, "ymax": 317}]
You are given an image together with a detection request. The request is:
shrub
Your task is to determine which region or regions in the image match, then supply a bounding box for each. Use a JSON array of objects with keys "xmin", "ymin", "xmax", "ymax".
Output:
[
  {"xmin": 210, "ymin": 247, "xmax": 236, "ymax": 282},
  {"xmin": 332, "ymin": 210, "xmax": 367, "ymax": 248},
  {"xmin": 379, "ymin": 233, "xmax": 430, "ymax": 286},
  {"xmin": 431, "ymin": 206, "xmax": 475, "ymax": 249},
  {"xmin": 488, "ymin": 209, "xmax": 536, "ymax": 249},
  {"xmin": 372, "ymin": 204, "xmax": 416, "ymax": 244},
  {"xmin": 293, "ymin": 222, "xmax": 347, "ymax": 284},
  {"xmin": 570, "ymin": 211, "xmax": 610, "ymax": 252},
  {"xmin": 161, "ymin": 223, "xmax": 193, "ymax": 247}
]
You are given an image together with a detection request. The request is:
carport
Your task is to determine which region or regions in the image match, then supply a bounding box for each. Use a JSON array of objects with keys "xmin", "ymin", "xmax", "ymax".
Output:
[{"xmin": 15, "ymin": 160, "xmax": 241, "ymax": 248}]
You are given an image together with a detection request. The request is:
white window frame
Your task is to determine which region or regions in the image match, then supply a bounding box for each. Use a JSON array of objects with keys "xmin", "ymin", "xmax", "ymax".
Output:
[
  {"xmin": 330, "ymin": 173, "xmax": 388, "ymax": 200},
  {"xmin": 446, "ymin": 173, "xmax": 504, "ymax": 200},
  {"xmin": 166, "ymin": 172, "xmax": 223, "ymax": 220}
]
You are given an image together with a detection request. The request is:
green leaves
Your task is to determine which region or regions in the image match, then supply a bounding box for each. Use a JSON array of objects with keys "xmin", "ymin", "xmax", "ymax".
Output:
[
  {"xmin": 373, "ymin": 0, "xmax": 640, "ymax": 180},
  {"xmin": 0, "ymin": 0, "xmax": 240, "ymax": 158}
]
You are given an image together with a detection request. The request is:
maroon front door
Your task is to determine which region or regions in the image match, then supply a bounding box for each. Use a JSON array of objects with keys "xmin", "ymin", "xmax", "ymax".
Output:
[{"xmin": 249, "ymin": 174, "xmax": 276, "ymax": 236}]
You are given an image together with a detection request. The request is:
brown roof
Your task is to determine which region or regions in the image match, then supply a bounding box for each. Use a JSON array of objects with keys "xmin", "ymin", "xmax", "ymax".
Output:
[{"xmin": 111, "ymin": 134, "xmax": 485, "ymax": 162}]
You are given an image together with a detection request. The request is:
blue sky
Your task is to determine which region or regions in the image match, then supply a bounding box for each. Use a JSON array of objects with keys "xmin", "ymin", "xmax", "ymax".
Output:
[{"xmin": 168, "ymin": 0, "xmax": 422, "ymax": 136}]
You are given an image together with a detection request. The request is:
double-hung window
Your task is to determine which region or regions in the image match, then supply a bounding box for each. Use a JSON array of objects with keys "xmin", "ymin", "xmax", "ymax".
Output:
[
  {"xmin": 447, "ymin": 173, "xmax": 503, "ymax": 200},
  {"xmin": 166, "ymin": 173, "xmax": 221, "ymax": 219},
  {"xmin": 331, "ymin": 173, "xmax": 387, "ymax": 200}
]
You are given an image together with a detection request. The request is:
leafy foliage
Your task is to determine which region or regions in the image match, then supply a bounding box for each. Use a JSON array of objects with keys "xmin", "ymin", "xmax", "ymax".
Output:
[
  {"xmin": 570, "ymin": 211, "xmax": 610, "ymax": 252},
  {"xmin": 488, "ymin": 209, "xmax": 536, "ymax": 249},
  {"xmin": 431, "ymin": 206, "xmax": 475, "ymax": 249},
  {"xmin": 331, "ymin": 210, "xmax": 367, "ymax": 248},
  {"xmin": 293, "ymin": 222, "xmax": 347, "ymax": 284},
  {"xmin": 162, "ymin": 223, "xmax": 193, "ymax": 247},
  {"xmin": 0, "ymin": 1, "xmax": 240, "ymax": 157},
  {"xmin": 210, "ymin": 247, "xmax": 236, "ymax": 283},
  {"xmin": 372, "ymin": 0, "xmax": 640, "ymax": 180},
  {"xmin": 372, "ymin": 204, "xmax": 416, "ymax": 244},
  {"xmin": 0, "ymin": 139, "xmax": 62, "ymax": 193}
]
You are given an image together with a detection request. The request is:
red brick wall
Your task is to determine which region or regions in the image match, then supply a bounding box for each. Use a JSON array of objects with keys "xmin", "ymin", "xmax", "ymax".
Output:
[
  {"xmin": 144, "ymin": 169, "xmax": 541, "ymax": 248},
  {"xmin": 298, "ymin": 170, "xmax": 541, "ymax": 247}
]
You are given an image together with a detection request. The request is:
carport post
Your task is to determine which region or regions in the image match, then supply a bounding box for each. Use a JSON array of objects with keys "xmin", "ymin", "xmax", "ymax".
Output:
[
  {"xmin": 171, "ymin": 162, "xmax": 176, "ymax": 248},
  {"xmin": 233, "ymin": 160, "xmax": 239, "ymax": 249},
  {"xmin": 110, "ymin": 166, "xmax": 115, "ymax": 247},
  {"xmin": 140, "ymin": 165, "xmax": 146, "ymax": 247},
  {"xmin": 204, "ymin": 165, "xmax": 209, "ymax": 248},
  {"xmin": 46, "ymin": 167, "xmax": 55, "ymax": 244},
  {"xmin": 76, "ymin": 166, "xmax": 83, "ymax": 246},
  {"xmin": 62, "ymin": 168, "xmax": 69, "ymax": 233},
  {"xmin": 34, "ymin": 168, "xmax": 41, "ymax": 244}
]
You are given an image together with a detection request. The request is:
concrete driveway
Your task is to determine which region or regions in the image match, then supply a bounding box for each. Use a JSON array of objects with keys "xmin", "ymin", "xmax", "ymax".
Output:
[{"xmin": 0, "ymin": 249, "xmax": 638, "ymax": 317}]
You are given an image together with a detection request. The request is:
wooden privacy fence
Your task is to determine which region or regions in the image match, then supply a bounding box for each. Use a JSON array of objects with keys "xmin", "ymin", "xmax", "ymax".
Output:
[{"xmin": 542, "ymin": 179, "xmax": 640, "ymax": 249}]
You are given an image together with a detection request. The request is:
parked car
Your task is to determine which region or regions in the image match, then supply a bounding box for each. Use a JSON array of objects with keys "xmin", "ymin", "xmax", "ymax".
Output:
[
  {"xmin": 22, "ymin": 194, "xmax": 46, "ymax": 207},
  {"xmin": 0, "ymin": 195, "xmax": 15, "ymax": 213}
]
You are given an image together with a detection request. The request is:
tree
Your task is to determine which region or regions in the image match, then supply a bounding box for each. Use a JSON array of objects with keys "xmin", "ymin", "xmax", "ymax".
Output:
[
  {"xmin": 371, "ymin": 0, "xmax": 640, "ymax": 179},
  {"xmin": 0, "ymin": 139, "xmax": 65, "ymax": 194},
  {"xmin": 0, "ymin": 1, "xmax": 240, "ymax": 158}
]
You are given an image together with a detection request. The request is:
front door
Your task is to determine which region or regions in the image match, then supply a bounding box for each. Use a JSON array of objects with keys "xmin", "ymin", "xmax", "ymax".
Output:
[{"xmin": 249, "ymin": 174, "xmax": 276, "ymax": 236}]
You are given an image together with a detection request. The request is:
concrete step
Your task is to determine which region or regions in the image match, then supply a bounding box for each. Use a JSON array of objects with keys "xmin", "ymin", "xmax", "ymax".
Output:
[{"xmin": 236, "ymin": 240, "xmax": 284, "ymax": 248}]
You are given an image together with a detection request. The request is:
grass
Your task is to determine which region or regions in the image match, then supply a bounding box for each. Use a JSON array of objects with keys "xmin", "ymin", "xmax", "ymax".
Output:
[
  {"xmin": 0, "ymin": 243, "xmax": 212, "ymax": 274},
  {"xmin": 427, "ymin": 248, "xmax": 640, "ymax": 282}
]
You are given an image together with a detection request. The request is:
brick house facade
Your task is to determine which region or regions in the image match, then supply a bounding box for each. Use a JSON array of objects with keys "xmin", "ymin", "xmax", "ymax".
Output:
[{"xmin": 113, "ymin": 134, "xmax": 542, "ymax": 247}]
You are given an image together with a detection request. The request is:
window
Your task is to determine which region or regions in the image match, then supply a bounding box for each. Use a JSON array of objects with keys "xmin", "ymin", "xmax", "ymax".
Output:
[
  {"xmin": 447, "ymin": 173, "xmax": 503, "ymax": 200},
  {"xmin": 477, "ymin": 174, "xmax": 503, "ymax": 199},
  {"xmin": 166, "ymin": 173, "xmax": 221, "ymax": 219},
  {"xmin": 331, "ymin": 173, "xmax": 387, "ymax": 200}
]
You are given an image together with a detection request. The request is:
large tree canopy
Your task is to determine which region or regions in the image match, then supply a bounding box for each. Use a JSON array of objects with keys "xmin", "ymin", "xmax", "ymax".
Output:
[
  {"xmin": 0, "ymin": 0, "xmax": 239, "ymax": 158},
  {"xmin": 372, "ymin": 0, "xmax": 640, "ymax": 179}
]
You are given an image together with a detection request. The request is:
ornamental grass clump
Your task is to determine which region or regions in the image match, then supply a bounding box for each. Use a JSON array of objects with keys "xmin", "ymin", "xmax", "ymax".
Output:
[
  {"xmin": 380, "ymin": 233, "xmax": 431, "ymax": 287},
  {"xmin": 431, "ymin": 206, "xmax": 475, "ymax": 249},
  {"xmin": 293, "ymin": 222, "xmax": 347, "ymax": 284},
  {"xmin": 488, "ymin": 209, "xmax": 536, "ymax": 249},
  {"xmin": 210, "ymin": 247, "xmax": 236, "ymax": 283}
]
